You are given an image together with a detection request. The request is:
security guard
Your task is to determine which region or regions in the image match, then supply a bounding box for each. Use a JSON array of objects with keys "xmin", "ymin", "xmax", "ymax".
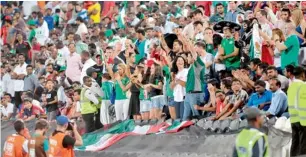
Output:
[
  {"xmin": 233, "ymin": 107, "xmax": 270, "ymax": 157},
  {"xmin": 288, "ymin": 66, "xmax": 306, "ymax": 156},
  {"xmin": 81, "ymin": 76, "xmax": 101, "ymax": 133},
  {"xmin": 87, "ymin": 67, "xmax": 104, "ymax": 130}
]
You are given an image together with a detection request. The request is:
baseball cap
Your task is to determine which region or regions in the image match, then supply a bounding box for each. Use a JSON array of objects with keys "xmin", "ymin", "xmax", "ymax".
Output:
[
  {"xmin": 58, "ymin": 66, "xmax": 66, "ymax": 72},
  {"xmin": 244, "ymin": 107, "xmax": 264, "ymax": 120},
  {"xmin": 86, "ymin": 67, "xmax": 100, "ymax": 76},
  {"xmin": 56, "ymin": 116, "xmax": 69, "ymax": 125}
]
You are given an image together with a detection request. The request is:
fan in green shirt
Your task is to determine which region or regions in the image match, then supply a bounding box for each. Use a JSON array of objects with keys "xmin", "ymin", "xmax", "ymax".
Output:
[
  {"xmin": 102, "ymin": 80, "xmax": 114, "ymax": 100},
  {"xmin": 274, "ymin": 35, "xmax": 300, "ymax": 69},
  {"xmin": 114, "ymin": 76, "xmax": 130, "ymax": 100},
  {"xmin": 219, "ymin": 27, "xmax": 240, "ymax": 70},
  {"xmin": 27, "ymin": 20, "xmax": 37, "ymax": 43},
  {"xmin": 162, "ymin": 65, "xmax": 174, "ymax": 98}
]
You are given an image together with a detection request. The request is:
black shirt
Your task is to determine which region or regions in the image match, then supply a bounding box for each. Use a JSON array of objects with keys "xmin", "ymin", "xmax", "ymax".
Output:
[
  {"xmin": 15, "ymin": 41, "xmax": 31, "ymax": 60},
  {"xmin": 92, "ymin": 64, "xmax": 103, "ymax": 85},
  {"xmin": 149, "ymin": 75, "xmax": 163, "ymax": 97},
  {"xmin": 52, "ymin": 130, "xmax": 76, "ymax": 148},
  {"xmin": 45, "ymin": 90, "xmax": 58, "ymax": 112}
]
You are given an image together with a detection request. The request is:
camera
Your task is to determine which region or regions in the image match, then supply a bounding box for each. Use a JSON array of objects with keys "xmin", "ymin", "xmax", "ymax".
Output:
[{"xmin": 67, "ymin": 121, "xmax": 75, "ymax": 130}]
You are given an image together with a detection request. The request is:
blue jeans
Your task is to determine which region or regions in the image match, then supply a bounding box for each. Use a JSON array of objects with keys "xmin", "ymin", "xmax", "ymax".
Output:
[
  {"xmin": 174, "ymin": 101, "xmax": 184, "ymax": 120},
  {"xmin": 183, "ymin": 93, "xmax": 205, "ymax": 120}
]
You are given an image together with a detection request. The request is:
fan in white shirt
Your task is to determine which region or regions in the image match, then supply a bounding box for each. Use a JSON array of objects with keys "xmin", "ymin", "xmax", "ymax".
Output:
[
  {"xmin": 75, "ymin": 17, "xmax": 88, "ymax": 38},
  {"xmin": 0, "ymin": 98, "xmax": 14, "ymax": 120},
  {"xmin": 80, "ymin": 51, "xmax": 96, "ymax": 84}
]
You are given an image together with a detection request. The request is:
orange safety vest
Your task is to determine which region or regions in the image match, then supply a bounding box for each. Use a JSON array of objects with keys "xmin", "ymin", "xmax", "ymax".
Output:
[
  {"xmin": 3, "ymin": 134, "xmax": 27, "ymax": 157},
  {"xmin": 48, "ymin": 132, "xmax": 74, "ymax": 157}
]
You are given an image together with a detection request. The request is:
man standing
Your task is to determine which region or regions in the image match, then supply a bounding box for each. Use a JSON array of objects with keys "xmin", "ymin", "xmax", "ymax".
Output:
[
  {"xmin": 49, "ymin": 116, "xmax": 83, "ymax": 157},
  {"xmin": 225, "ymin": 1, "xmax": 240, "ymax": 23},
  {"xmin": 287, "ymin": 66, "xmax": 306, "ymax": 156},
  {"xmin": 66, "ymin": 43, "xmax": 83, "ymax": 82},
  {"xmin": 11, "ymin": 54, "xmax": 27, "ymax": 108},
  {"xmin": 23, "ymin": 65, "xmax": 40, "ymax": 92},
  {"xmin": 28, "ymin": 119, "xmax": 49, "ymax": 157},
  {"xmin": 219, "ymin": 27, "xmax": 240, "ymax": 70},
  {"xmin": 209, "ymin": 3, "xmax": 225, "ymax": 24},
  {"xmin": 80, "ymin": 51, "xmax": 96, "ymax": 84},
  {"xmin": 183, "ymin": 42, "xmax": 206, "ymax": 120},
  {"xmin": 81, "ymin": 76, "xmax": 101, "ymax": 133},
  {"xmin": 3, "ymin": 120, "xmax": 30, "ymax": 157},
  {"xmin": 233, "ymin": 107, "xmax": 270, "ymax": 157}
]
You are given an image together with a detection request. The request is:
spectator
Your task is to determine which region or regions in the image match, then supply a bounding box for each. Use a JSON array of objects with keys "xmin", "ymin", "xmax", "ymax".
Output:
[
  {"xmin": 284, "ymin": 64, "xmax": 295, "ymax": 84},
  {"xmin": 22, "ymin": 98, "xmax": 45, "ymax": 122},
  {"xmin": 12, "ymin": 53, "xmax": 27, "ymax": 108},
  {"xmin": 171, "ymin": 56, "xmax": 188, "ymax": 120},
  {"xmin": 2, "ymin": 62, "xmax": 15, "ymax": 98},
  {"xmin": 44, "ymin": 8, "xmax": 54, "ymax": 31},
  {"xmin": 43, "ymin": 80, "xmax": 58, "ymax": 122},
  {"xmin": 75, "ymin": 17, "xmax": 88, "ymax": 38},
  {"xmin": 35, "ymin": 12, "xmax": 49, "ymax": 45},
  {"xmin": 247, "ymin": 80, "xmax": 272, "ymax": 111},
  {"xmin": 267, "ymin": 66, "xmax": 289, "ymax": 91},
  {"xmin": 219, "ymin": 26, "xmax": 240, "ymax": 70},
  {"xmin": 183, "ymin": 42, "xmax": 206, "ymax": 120},
  {"xmin": 24, "ymin": 65, "xmax": 40, "ymax": 92},
  {"xmin": 15, "ymin": 33, "xmax": 31, "ymax": 63},
  {"xmin": 225, "ymin": 1, "xmax": 240, "ymax": 22},
  {"xmin": 28, "ymin": 119, "xmax": 49, "ymax": 157},
  {"xmin": 74, "ymin": 34, "xmax": 89, "ymax": 56},
  {"xmin": 0, "ymin": 93, "xmax": 14, "ymax": 120},
  {"xmin": 209, "ymin": 3, "xmax": 225, "ymax": 24},
  {"xmin": 80, "ymin": 50, "xmax": 96, "ymax": 84},
  {"xmin": 266, "ymin": 78, "xmax": 288, "ymax": 117},
  {"xmin": 274, "ymin": 18, "xmax": 300, "ymax": 69},
  {"xmin": 49, "ymin": 116, "xmax": 83, "ymax": 157},
  {"xmin": 213, "ymin": 79, "xmax": 248, "ymax": 120},
  {"xmin": 3, "ymin": 120, "xmax": 30, "ymax": 157},
  {"xmin": 88, "ymin": 2, "xmax": 101, "ymax": 24},
  {"xmin": 66, "ymin": 43, "xmax": 83, "ymax": 82}
]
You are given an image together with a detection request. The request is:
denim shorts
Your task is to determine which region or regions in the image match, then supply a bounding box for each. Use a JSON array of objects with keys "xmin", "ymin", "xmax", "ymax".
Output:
[
  {"xmin": 140, "ymin": 100, "xmax": 151, "ymax": 113},
  {"xmin": 151, "ymin": 95, "xmax": 166, "ymax": 109},
  {"xmin": 167, "ymin": 97, "xmax": 175, "ymax": 107}
]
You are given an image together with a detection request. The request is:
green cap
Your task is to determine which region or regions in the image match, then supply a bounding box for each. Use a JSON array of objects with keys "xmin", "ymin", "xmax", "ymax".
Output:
[
  {"xmin": 105, "ymin": 29, "xmax": 114, "ymax": 38},
  {"xmin": 59, "ymin": 66, "xmax": 66, "ymax": 72},
  {"xmin": 27, "ymin": 20, "xmax": 36, "ymax": 26}
]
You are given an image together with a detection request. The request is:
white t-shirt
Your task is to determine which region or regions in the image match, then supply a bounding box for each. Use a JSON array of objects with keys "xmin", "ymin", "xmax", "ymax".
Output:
[
  {"xmin": 0, "ymin": 103, "xmax": 14, "ymax": 117},
  {"xmin": 173, "ymin": 69, "xmax": 188, "ymax": 102},
  {"xmin": 13, "ymin": 63, "xmax": 27, "ymax": 92},
  {"xmin": 274, "ymin": 44, "xmax": 282, "ymax": 68},
  {"xmin": 76, "ymin": 23, "xmax": 88, "ymax": 37},
  {"xmin": 80, "ymin": 59, "xmax": 96, "ymax": 84},
  {"xmin": 2, "ymin": 73, "xmax": 15, "ymax": 97},
  {"xmin": 35, "ymin": 21, "xmax": 49, "ymax": 45}
]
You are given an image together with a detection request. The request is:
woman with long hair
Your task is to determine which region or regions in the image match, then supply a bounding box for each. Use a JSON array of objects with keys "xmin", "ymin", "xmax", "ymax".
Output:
[
  {"xmin": 129, "ymin": 65, "xmax": 144, "ymax": 120},
  {"xmin": 271, "ymin": 28, "xmax": 286, "ymax": 72},
  {"xmin": 145, "ymin": 63, "xmax": 165, "ymax": 122},
  {"xmin": 170, "ymin": 56, "xmax": 188, "ymax": 121},
  {"xmin": 106, "ymin": 63, "xmax": 131, "ymax": 121}
]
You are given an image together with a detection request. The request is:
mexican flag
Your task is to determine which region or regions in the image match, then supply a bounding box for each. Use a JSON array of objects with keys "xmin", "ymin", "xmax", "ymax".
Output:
[
  {"xmin": 76, "ymin": 120, "xmax": 193, "ymax": 151},
  {"xmin": 117, "ymin": 2, "xmax": 127, "ymax": 29}
]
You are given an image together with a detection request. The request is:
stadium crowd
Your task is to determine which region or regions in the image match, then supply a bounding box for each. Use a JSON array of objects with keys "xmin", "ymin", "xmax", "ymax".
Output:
[{"xmin": 1, "ymin": 1, "xmax": 306, "ymax": 157}]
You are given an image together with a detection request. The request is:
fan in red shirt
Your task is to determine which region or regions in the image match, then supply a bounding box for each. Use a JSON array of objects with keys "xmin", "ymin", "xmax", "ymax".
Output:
[{"xmin": 17, "ymin": 98, "xmax": 45, "ymax": 122}]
